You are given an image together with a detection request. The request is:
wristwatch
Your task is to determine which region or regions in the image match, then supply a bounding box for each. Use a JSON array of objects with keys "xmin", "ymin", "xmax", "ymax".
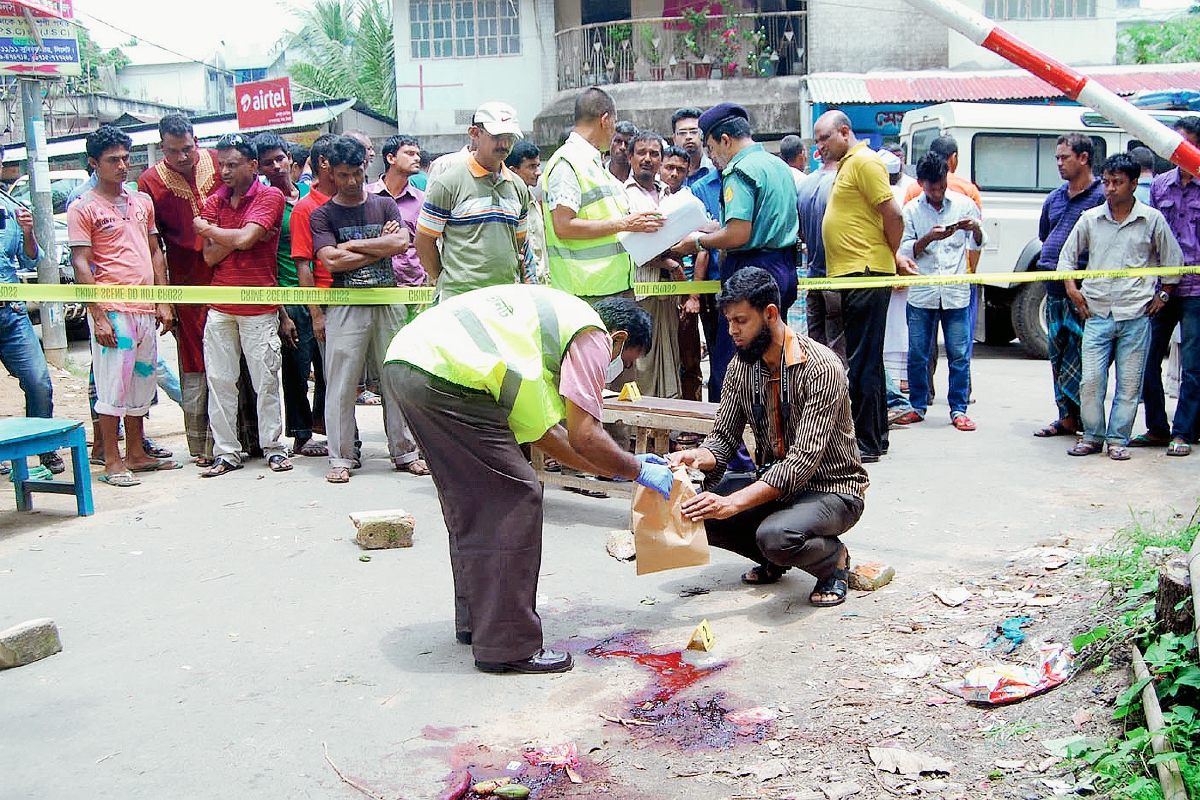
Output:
[{"xmin": 1157, "ymin": 290, "xmax": 1171, "ymax": 303}]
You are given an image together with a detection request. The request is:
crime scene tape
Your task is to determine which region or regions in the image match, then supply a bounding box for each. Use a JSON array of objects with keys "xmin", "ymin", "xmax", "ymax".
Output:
[{"xmin": 5, "ymin": 265, "xmax": 1199, "ymax": 305}]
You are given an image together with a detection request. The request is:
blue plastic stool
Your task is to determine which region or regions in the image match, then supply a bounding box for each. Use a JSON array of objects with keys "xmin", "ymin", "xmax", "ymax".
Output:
[{"xmin": 0, "ymin": 418, "xmax": 94, "ymax": 516}]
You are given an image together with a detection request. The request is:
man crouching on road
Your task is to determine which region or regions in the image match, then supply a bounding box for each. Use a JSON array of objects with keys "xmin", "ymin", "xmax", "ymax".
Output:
[
  {"xmin": 668, "ymin": 267, "xmax": 868, "ymax": 608},
  {"xmin": 382, "ymin": 285, "xmax": 673, "ymax": 674}
]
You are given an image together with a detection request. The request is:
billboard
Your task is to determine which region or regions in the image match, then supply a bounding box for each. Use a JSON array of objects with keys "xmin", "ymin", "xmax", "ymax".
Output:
[
  {"xmin": 235, "ymin": 77, "xmax": 294, "ymax": 130},
  {"xmin": 0, "ymin": 0, "xmax": 80, "ymax": 77}
]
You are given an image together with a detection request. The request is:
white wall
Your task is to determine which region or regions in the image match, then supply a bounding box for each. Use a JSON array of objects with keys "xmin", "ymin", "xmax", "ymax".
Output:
[
  {"xmin": 948, "ymin": 0, "xmax": 1117, "ymax": 69},
  {"xmin": 393, "ymin": 0, "xmax": 555, "ymax": 153},
  {"xmin": 118, "ymin": 64, "xmax": 209, "ymax": 112}
]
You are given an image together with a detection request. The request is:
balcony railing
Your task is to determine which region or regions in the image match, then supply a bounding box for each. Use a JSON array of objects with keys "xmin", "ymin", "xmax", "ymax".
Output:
[{"xmin": 554, "ymin": 11, "xmax": 808, "ymax": 92}]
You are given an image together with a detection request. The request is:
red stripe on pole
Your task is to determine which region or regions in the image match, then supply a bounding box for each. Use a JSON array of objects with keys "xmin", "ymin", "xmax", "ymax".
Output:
[
  {"xmin": 1169, "ymin": 140, "xmax": 1200, "ymax": 178},
  {"xmin": 981, "ymin": 28, "xmax": 1087, "ymax": 100}
]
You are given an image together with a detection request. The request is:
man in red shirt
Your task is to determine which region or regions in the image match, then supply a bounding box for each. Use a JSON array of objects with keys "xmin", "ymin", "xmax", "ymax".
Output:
[
  {"xmin": 193, "ymin": 133, "xmax": 288, "ymax": 477},
  {"xmin": 137, "ymin": 114, "xmax": 220, "ymax": 464},
  {"xmin": 290, "ymin": 133, "xmax": 337, "ymax": 432}
]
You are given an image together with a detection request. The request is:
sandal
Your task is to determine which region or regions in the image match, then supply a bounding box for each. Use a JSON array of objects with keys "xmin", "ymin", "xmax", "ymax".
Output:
[
  {"xmin": 952, "ymin": 415, "xmax": 977, "ymax": 431},
  {"xmin": 810, "ymin": 550, "xmax": 850, "ymax": 608},
  {"xmin": 296, "ymin": 439, "xmax": 328, "ymax": 457},
  {"xmin": 542, "ymin": 457, "xmax": 562, "ymax": 473},
  {"xmin": 195, "ymin": 456, "xmax": 216, "ymax": 468},
  {"xmin": 98, "ymin": 471, "xmax": 141, "ymax": 488},
  {"xmin": 395, "ymin": 459, "xmax": 430, "ymax": 476},
  {"xmin": 325, "ymin": 466, "xmax": 351, "ymax": 484},
  {"xmin": 1128, "ymin": 433, "xmax": 1170, "ymax": 448},
  {"xmin": 356, "ymin": 390, "xmax": 382, "ymax": 406},
  {"xmin": 1107, "ymin": 445, "xmax": 1131, "ymax": 461},
  {"xmin": 742, "ymin": 563, "xmax": 787, "ymax": 585},
  {"xmin": 1067, "ymin": 441, "xmax": 1103, "ymax": 457},
  {"xmin": 142, "ymin": 438, "xmax": 173, "ymax": 459},
  {"xmin": 1033, "ymin": 420, "xmax": 1075, "ymax": 438},
  {"xmin": 200, "ymin": 458, "xmax": 243, "ymax": 478},
  {"xmin": 1166, "ymin": 439, "xmax": 1191, "ymax": 457},
  {"xmin": 130, "ymin": 459, "xmax": 184, "ymax": 473},
  {"xmin": 268, "ymin": 454, "xmax": 293, "ymax": 472}
]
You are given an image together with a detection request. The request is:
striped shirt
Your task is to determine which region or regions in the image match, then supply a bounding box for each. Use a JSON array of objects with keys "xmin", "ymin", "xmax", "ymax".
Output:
[
  {"xmin": 701, "ymin": 326, "xmax": 869, "ymax": 500},
  {"xmin": 417, "ymin": 153, "xmax": 530, "ymax": 300}
]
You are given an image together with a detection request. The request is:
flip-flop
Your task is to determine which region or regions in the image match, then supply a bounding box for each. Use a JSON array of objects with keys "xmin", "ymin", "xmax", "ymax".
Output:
[
  {"xmin": 1128, "ymin": 433, "xmax": 1170, "ymax": 448},
  {"xmin": 297, "ymin": 441, "xmax": 328, "ymax": 457},
  {"xmin": 742, "ymin": 564, "xmax": 787, "ymax": 585},
  {"xmin": 356, "ymin": 390, "xmax": 382, "ymax": 406},
  {"xmin": 1166, "ymin": 440, "xmax": 1191, "ymax": 457},
  {"xmin": 130, "ymin": 459, "xmax": 184, "ymax": 473},
  {"xmin": 142, "ymin": 439, "xmax": 173, "ymax": 459},
  {"xmin": 268, "ymin": 454, "xmax": 293, "ymax": 472},
  {"xmin": 200, "ymin": 459, "xmax": 243, "ymax": 478},
  {"xmin": 325, "ymin": 467, "xmax": 350, "ymax": 484},
  {"xmin": 98, "ymin": 471, "xmax": 141, "ymax": 487},
  {"xmin": 1033, "ymin": 421, "xmax": 1074, "ymax": 438},
  {"xmin": 396, "ymin": 459, "xmax": 430, "ymax": 476}
]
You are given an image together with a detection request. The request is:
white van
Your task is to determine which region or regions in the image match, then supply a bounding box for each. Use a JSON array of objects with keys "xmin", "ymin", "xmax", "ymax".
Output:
[{"xmin": 900, "ymin": 102, "xmax": 1184, "ymax": 358}]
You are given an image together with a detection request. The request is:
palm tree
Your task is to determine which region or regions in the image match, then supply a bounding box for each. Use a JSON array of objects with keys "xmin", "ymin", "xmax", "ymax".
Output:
[{"xmin": 286, "ymin": 0, "xmax": 396, "ymax": 118}]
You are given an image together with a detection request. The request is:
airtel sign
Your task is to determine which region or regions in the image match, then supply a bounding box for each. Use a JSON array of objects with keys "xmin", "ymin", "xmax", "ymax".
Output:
[{"xmin": 235, "ymin": 77, "xmax": 294, "ymax": 129}]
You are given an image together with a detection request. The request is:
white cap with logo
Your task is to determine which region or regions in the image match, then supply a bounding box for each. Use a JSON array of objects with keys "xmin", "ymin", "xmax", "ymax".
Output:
[{"xmin": 473, "ymin": 102, "xmax": 522, "ymax": 137}]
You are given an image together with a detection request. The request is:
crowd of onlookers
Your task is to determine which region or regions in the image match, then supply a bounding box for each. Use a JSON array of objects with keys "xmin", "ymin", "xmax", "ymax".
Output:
[{"xmin": 2, "ymin": 89, "xmax": 1196, "ymax": 491}]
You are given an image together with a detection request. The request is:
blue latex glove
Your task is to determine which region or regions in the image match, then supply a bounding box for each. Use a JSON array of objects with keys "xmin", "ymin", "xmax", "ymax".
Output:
[
  {"xmin": 635, "ymin": 453, "xmax": 668, "ymax": 466},
  {"xmin": 636, "ymin": 461, "xmax": 674, "ymax": 499}
]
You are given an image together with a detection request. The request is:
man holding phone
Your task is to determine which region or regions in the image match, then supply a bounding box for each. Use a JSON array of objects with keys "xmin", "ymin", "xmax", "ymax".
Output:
[{"xmin": 893, "ymin": 153, "xmax": 985, "ymax": 430}]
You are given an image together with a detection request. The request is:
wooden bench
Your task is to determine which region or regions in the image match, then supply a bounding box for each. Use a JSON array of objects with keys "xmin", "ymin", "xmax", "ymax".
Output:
[
  {"xmin": 532, "ymin": 396, "xmax": 720, "ymax": 499},
  {"xmin": 0, "ymin": 418, "xmax": 94, "ymax": 516}
]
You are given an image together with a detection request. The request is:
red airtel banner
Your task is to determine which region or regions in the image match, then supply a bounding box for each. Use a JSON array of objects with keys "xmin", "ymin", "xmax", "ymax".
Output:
[{"xmin": 235, "ymin": 77, "xmax": 293, "ymax": 130}]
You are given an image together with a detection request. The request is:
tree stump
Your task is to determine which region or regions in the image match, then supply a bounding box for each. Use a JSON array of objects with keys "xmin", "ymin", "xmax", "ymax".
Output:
[{"xmin": 1156, "ymin": 556, "xmax": 1194, "ymax": 636}]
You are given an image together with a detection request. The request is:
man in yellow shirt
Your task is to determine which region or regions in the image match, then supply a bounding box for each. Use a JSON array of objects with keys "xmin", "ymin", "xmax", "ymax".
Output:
[{"xmin": 815, "ymin": 110, "xmax": 916, "ymax": 462}]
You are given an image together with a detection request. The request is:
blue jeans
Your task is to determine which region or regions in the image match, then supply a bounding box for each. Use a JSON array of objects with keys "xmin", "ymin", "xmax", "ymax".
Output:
[
  {"xmin": 906, "ymin": 304, "xmax": 970, "ymax": 418},
  {"xmin": 1142, "ymin": 295, "xmax": 1200, "ymax": 440},
  {"xmin": 0, "ymin": 302, "xmax": 53, "ymax": 419},
  {"xmin": 1080, "ymin": 314, "xmax": 1151, "ymax": 446},
  {"xmin": 885, "ymin": 368, "xmax": 910, "ymax": 411}
]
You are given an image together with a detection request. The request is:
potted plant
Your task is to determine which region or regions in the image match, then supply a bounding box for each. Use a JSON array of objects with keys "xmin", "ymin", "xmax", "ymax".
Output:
[
  {"xmin": 740, "ymin": 26, "xmax": 773, "ymax": 77},
  {"xmin": 636, "ymin": 24, "xmax": 666, "ymax": 80},
  {"xmin": 680, "ymin": 5, "xmax": 712, "ymax": 78},
  {"xmin": 711, "ymin": 15, "xmax": 742, "ymax": 78}
]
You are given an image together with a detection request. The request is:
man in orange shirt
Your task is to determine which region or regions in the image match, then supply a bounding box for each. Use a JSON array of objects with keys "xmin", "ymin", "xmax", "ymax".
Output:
[{"xmin": 138, "ymin": 114, "xmax": 219, "ymax": 465}]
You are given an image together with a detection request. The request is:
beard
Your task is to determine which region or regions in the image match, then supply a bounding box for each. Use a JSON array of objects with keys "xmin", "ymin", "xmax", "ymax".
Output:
[{"xmin": 735, "ymin": 325, "xmax": 773, "ymax": 364}]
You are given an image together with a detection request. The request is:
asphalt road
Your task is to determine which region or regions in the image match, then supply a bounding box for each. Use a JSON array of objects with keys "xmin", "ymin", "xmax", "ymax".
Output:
[{"xmin": 2, "ymin": 343, "xmax": 1198, "ymax": 799}]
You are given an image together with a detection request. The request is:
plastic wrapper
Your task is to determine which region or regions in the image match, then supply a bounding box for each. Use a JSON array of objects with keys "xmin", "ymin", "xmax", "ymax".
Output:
[{"xmin": 939, "ymin": 644, "xmax": 1073, "ymax": 705}]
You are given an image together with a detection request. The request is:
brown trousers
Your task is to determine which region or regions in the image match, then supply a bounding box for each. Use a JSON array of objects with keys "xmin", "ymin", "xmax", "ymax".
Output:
[
  {"xmin": 704, "ymin": 474, "xmax": 862, "ymax": 580},
  {"xmin": 679, "ymin": 310, "xmax": 703, "ymax": 401},
  {"xmin": 385, "ymin": 363, "xmax": 545, "ymax": 664}
]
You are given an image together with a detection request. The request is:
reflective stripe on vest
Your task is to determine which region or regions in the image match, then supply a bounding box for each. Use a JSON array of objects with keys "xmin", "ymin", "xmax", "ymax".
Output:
[
  {"xmin": 541, "ymin": 142, "xmax": 632, "ymax": 297},
  {"xmin": 451, "ymin": 306, "xmax": 524, "ymax": 410}
]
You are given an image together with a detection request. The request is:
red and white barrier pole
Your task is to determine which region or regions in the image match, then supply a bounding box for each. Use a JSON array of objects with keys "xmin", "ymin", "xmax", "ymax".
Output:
[{"xmin": 902, "ymin": 0, "xmax": 1200, "ymax": 176}]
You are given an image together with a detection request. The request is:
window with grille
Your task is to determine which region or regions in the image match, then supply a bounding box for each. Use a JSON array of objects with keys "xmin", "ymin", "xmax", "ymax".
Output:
[
  {"xmin": 411, "ymin": 0, "xmax": 521, "ymax": 59},
  {"xmin": 983, "ymin": 0, "xmax": 1096, "ymax": 19}
]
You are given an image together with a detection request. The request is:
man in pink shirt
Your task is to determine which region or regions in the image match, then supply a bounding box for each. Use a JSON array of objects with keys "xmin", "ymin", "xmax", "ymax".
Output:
[
  {"xmin": 69, "ymin": 126, "xmax": 177, "ymax": 486},
  {"xmin": 365, "ymin": 133, "xmax": 426, "ymax": 286}
]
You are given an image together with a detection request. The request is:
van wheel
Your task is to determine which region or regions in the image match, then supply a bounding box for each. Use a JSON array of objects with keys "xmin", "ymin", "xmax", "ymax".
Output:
[
  {"xmin": 1011, "ymin": 282, "xmax": 1048, "ymax": 360},
  {"xmin": 982, "ymin": 289, "xmax": 1015, "ymax": 345}
]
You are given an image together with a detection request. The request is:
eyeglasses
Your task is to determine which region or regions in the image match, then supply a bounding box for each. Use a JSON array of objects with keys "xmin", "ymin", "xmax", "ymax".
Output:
[{"xmin": 675, "ymin": 127, "xmax": 702, "ymax": 137}]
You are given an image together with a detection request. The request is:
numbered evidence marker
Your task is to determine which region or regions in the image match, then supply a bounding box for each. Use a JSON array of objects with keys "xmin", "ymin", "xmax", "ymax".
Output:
[
  {"xmin": 687, "ymin": 618, "xmax": 715, "ymax": 652},
  {"xmin": 616, "ymin": 381, "xmax": 642, "ymax": 402}
]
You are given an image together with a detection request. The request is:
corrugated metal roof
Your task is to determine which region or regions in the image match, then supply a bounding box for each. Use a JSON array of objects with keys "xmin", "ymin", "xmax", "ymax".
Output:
[{"xmin": 804, "ymin": 64, "xmax": 1200, "ymax": 104}]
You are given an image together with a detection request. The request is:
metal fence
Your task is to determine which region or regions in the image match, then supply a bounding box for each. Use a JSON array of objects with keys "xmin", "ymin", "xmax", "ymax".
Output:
[{"xmin": 554, "ymin": 11, "xmax": 808, "ymax": 91}]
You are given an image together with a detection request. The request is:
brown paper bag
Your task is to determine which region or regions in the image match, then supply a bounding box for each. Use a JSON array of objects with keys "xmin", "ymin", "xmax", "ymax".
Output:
[{"xmin": 631, "ymin": 466, "xmax": 710, "ymax": 575}]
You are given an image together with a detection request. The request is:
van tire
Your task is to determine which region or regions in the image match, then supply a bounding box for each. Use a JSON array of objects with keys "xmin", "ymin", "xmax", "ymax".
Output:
[{"xmin": 1011, "ymin": 281, "xmax": 1049, "ymax": 360}]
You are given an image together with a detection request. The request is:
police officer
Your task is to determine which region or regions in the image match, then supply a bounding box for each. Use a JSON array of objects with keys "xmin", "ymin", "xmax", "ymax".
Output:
[
  {"xmin": 382, "ymin": 285, "xmax": 672, "ymax": 674},
  {"xmin": 672, "ymin": 102, "xmax": 800, "ymax": 404}
]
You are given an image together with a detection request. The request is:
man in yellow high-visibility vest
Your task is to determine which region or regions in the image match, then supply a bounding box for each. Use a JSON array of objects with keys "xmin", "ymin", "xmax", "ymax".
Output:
[{"xmin": 382, "ymin": 285, "xmax": 672, "ymax": 674}]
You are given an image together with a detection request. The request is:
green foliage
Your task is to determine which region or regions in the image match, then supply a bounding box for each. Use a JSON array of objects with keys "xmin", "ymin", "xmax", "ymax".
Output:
[
  {"xmin": 65, "ymin": 27, "xmax": 129, "ymax": 94},
  {"xmin": 1071, "ymin": 510, "xmax": 1200, "ymax": 799},
  {"xmin": 285, "ymin": 0, "xmax": 395, "ymax": 118},
  {"xmin": 1118, "ymin": 13, "xmax": 1200, "ymax": 64}
]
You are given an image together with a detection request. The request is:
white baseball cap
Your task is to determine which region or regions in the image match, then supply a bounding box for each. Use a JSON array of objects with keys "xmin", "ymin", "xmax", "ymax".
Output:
[{"xmin": 473, "ymin": 102, "xmax": 522, "ymax": 137}]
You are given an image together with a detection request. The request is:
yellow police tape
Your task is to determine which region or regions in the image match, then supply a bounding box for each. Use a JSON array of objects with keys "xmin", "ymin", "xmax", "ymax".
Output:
[{"xmin": 5, "ymin": 265, "xmax": 1199, "ymax": 305}]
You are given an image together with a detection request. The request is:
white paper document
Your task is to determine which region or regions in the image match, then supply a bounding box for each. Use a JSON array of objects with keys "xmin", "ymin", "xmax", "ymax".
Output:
[{"xmin": 617, "ymin": 190, "xmax": 710, "ymax": 267}]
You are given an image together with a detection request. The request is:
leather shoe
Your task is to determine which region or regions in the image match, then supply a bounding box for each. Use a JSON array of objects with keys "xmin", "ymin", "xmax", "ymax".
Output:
[
  {"xmin": 475, "ymin": 648, "xmax": 574, "ymax": 674},
  {"xmin": 456, "ymin": 631, "xmax": 472, "ymax": 645}
]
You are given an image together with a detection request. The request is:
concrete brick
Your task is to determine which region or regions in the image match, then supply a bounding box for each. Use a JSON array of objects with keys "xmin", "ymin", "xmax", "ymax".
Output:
[
  {"xmin": 0, "ymin": 618, "xmax": 62, "ymax": 669},
  {"xmin": 848, "ymin": 562, "xmax": 895, "ymax": 591},
  {"xmin": 605, "ymin": 530, "xmax": 636, "ymax": 562},
  {"xmin": 350, "ymin": 510, "xmax": 415, "ymax": 550}
]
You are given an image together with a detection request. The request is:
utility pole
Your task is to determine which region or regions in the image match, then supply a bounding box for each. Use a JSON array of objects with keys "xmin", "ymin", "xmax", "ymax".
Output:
[{"xmin": 21, "ymin": 77, "xmax": 66, "ymax": 367}]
